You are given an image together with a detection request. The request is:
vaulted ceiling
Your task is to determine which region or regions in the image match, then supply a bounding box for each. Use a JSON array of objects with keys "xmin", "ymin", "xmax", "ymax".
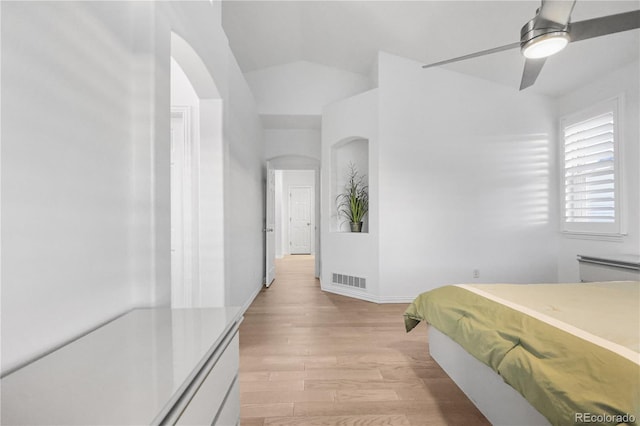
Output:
[{"xmin": 222, "ymin": 0, "xmax": 640, "ymax": 97}]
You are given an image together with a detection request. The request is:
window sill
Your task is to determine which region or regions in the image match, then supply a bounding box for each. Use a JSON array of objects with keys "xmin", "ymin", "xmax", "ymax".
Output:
[{"xmin": 561, "ymin": 231, "xmax": 626, "ymax": 242}]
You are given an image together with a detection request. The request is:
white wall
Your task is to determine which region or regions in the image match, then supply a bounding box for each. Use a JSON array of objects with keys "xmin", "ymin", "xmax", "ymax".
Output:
[
  {"xmin": 1, "ymin": 1, "xmax": 264, "ymax": 375},
  {"xmin": 225, "ymin": 54, "xmax": 265, "ymax": 308},
  {"xmin": 321, "ymin": 52, "xmax": 637, "ymax": 303},
  {"xmin": 245, "ymin": 61, "xmax": 372, "ymax": 115},
  {"xmin": 321, "ymin": 89, "xmax": 380, "ymax": 302},
  {"xmin": 264, "ymin": 129, "xmax": 321, "ymax": 161},
  {"xmin": 377, "ymin": 52, "xmax": 558, "ymax": 300},
  {"xmin": 554, "ymin": 60, "xmax": 640, "ymax": 282},
  {"xmin": 1, "ymin": 1, "xmax": 139, "ymax": 374},
  {"xmin": 321, "ymin": 53, "xmax": 559, "ymax": 303},
  {"xmin": 275, "ymin": 170, "xmax": 284, "ymax": 257},
  {"xmin": 171, "ymin": 57, "xmax": 200, "ymax": 108}
]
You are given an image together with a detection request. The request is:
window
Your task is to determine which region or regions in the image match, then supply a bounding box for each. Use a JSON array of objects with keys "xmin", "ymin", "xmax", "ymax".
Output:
[{"xmin": 560, "ymin": 97, "xmax": 622, "ymax": 236}]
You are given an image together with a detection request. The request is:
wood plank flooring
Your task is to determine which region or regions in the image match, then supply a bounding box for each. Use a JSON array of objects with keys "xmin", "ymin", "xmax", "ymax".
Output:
[{"xmin": 239, "ymin": 255, "xmax": 489, "ymax": 426}]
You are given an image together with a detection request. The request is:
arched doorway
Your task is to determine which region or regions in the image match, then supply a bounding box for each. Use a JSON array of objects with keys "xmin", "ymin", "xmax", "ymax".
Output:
[
  {"xmin": 170, "ymin": 32, "xmax": 225, "ymax": 307},
  {"xmin": 265, "ymin": 155, "xmax": 321, "ymax": 283}
]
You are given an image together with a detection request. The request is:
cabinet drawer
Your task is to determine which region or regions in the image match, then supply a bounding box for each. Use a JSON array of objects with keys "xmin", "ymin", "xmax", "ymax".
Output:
[
  {"xmin": 176, "ymin": 332, "xmax": 239, "ymax": 425},
  {"xmin": 215, "ymin": 377, "xmax": 240, "ymax": 426}
]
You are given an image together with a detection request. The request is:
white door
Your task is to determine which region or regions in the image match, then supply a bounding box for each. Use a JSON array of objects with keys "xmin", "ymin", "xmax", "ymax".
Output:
[
  {"xmin": 265, "ymin": 164, "xmax": 276, "ymax": 286},
  {"xmin": 171, "ymin": 108, "xmax": 193, "ymax": 307},
  {"xmin": 289, "ymin": 186, "xmax": 312, "ymax": 254}
]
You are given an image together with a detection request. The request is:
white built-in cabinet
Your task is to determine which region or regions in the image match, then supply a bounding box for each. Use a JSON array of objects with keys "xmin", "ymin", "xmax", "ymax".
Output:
[{"xmin": 1, "ymin": 308, "xmax": 242, "ymax": 425}]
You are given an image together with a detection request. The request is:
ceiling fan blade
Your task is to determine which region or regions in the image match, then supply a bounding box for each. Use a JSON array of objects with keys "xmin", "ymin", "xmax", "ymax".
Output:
[
  {"xmin": 537, "ymin": 0, "xmax": 576, "ymax": 27},
  {"xmin": 422, "ymin": 42, "xmax": 520, "ymax": 69},
  {"xmin": 520, "ymin": 58, "xmax": 547, "ymax": 90},
  {"xmin": 569, "ymin": 10, "xmax": 640, "ymax": 43}
]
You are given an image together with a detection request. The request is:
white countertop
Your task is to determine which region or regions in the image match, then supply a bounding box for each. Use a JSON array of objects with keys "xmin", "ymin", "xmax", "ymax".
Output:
[{"xmin": 1, "ymin": 307, "xmax": 242, "ymax": 425}]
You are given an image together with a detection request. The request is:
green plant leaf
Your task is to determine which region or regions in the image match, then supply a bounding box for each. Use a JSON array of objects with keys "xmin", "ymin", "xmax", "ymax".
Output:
[{"xmin": 336, "ymin": 162, "xmax": 368, "ymax": 224}]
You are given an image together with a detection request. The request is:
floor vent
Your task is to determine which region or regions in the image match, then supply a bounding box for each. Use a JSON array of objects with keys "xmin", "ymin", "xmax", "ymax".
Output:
[{"xmin": 332, "ymin": 273, "xmax": 366, "ymax": 289}]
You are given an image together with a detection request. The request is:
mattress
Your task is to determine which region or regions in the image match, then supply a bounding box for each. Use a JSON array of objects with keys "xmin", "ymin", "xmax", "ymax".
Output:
[{"xmin": 404, "ymin": 281, "xmax": 640, "ymax": 426}]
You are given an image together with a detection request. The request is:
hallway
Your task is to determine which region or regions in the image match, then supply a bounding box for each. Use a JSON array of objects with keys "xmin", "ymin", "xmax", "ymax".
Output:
[{"xmin": 238, "ymin": 255, "xmax": 488, "ymax": 425}]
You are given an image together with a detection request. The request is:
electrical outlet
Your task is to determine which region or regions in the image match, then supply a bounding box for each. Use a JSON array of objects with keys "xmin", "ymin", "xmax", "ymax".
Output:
[{"xmin": 473, "ymin": 269, "xmax": 480, "ymax": 279}]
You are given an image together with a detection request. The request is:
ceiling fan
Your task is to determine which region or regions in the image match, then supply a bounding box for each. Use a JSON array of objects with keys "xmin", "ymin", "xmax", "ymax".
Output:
[{"xmin": 422, "ymin": 0, "xmax": 640, "ymax": 90}]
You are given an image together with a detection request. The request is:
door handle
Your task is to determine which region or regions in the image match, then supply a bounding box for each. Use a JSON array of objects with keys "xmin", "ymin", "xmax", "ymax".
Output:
[{"xmin": 263, "ymin": 228, "xmax": 274, "ymax": 232}]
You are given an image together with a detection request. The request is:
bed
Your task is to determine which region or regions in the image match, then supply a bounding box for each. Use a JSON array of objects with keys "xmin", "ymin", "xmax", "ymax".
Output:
[{"xmin": 404, "ymin": 281, "xmax": 639, "ymax": 426}]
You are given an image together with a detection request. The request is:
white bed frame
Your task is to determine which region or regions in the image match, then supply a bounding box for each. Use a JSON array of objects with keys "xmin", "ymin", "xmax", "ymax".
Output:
[
  {"xmin": 429, "ymin": 327, "xmax": 550, "ymax": 426},
  {"xmin": 428, "ymin": 260, "xmax": 639, "ymax": 425}
]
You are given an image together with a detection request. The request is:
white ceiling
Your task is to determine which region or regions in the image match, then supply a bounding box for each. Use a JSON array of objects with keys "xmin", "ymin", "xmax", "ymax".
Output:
[{"xmin": 222, "ymin": 0, "xmax": 639, "ymax": 97}]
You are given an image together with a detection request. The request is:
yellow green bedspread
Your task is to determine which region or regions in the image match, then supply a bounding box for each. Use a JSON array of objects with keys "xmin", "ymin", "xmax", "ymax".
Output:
[{"xmin": 404, "ymin": 281, "xmax": 640, "ymax": 426}]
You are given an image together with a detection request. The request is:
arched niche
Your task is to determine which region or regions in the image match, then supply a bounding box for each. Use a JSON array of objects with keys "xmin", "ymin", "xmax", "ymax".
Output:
[{"xmin": 331, "ymin": 137, "xmax": 369, "ymax": 233}]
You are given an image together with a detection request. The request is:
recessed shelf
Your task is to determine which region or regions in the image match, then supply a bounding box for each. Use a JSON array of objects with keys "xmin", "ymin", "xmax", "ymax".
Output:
[{"xmin": 331, "ymin": 137, "xmax": 369, "ymax": 233}]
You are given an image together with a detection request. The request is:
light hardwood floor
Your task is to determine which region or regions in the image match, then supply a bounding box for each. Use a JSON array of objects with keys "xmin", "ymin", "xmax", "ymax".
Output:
[{"xmin": 239, "ymin": 255, "xmax": 489, "ymax": 426}]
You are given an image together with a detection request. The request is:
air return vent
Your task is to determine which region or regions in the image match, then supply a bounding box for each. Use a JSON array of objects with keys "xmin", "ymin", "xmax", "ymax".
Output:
[{"xmin": 332, "ymin": 273, "xmax": 366, "ymax": 289}]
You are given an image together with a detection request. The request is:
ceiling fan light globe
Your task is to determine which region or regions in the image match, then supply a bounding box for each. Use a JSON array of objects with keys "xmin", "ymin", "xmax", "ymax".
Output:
[{"xmin": 522, "ymin": 31, "xmax": 570, "ymax": 59}]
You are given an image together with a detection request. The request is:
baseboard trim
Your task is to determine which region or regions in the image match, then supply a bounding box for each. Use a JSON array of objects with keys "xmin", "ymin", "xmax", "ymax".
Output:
[
  {"xmin": 321, "ymin": 282, "xmax": 379, "ymax": 303},
  {"xmin": 319, "ymin": 280, "xmax": 415, "ymax": 304}
]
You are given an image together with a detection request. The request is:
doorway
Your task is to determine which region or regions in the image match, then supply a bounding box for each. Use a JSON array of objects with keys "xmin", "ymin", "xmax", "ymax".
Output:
[
  {"xmin": 170, "ymin": 106, "xmax": 194, "ymax": 307},
  {"xmin": 289, "ymin": 186, "xmax": 312, "ymax": 254},
  {"xmin": 170, "ymin": 33, "xmax": 224, "ymax": 308},
  {"xmin": 265, "ymin": 158, "xmax": 320, "ymax": 286},
  {"xmin": 275, "ymin": 170, "xmax": 316, "ymax": 260}
]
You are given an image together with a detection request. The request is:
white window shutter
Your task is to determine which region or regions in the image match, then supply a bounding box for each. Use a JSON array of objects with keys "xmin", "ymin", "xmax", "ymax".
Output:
[
  {"xmin": 564, "ymin": 112, "xmax": 615, "ymax": 223},
  {"xmin": 560, "ymin": 97, "xmax": 622, "ymax": 236}
]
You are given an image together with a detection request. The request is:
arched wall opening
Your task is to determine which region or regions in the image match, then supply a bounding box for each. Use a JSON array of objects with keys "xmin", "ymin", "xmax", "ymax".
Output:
[
  {"xmin": 331, "ymin": 137, "xmax": 369, "ymax": 233},
  {"xmin": 170, "ymin": 31, "xmax": 225, "ymax": 308},
  {"xmin": 266, "ymin": 155, "xmax": 321, "ymax": 279}
]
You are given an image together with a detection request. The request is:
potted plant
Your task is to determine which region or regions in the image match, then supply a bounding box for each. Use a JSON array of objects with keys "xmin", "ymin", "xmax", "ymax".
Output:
[{"xmin": 336, "ymin": 162, "xmax": 369, "ymax": 232}]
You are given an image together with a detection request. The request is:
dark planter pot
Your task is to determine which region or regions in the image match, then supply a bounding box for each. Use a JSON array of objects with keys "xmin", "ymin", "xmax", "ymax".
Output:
[{"xmin": 350, "ymin": 222, "xmax": 363, "ymax": 232}]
